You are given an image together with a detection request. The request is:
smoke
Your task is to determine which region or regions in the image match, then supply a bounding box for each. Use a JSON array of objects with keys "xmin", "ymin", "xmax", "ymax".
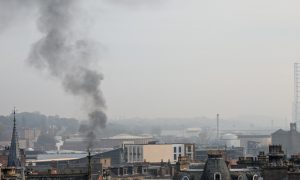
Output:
[
  {"xmin": 25, "ymin": 0, "xmax": 107, "ymax": 150},
  {"xmin": 0, "ymin": 0, "xmax": 34, "ymax": 32},
  {"xmin": 84, "ymin": 110, "xmax": 107, "ymax": 149},
  {"xmin": 0, "ymin": 0, "xmax": 166, "ymax": 151},
  {"xmin": 104, "ymin": 0, "xmax": 165, "ymax": 6}
]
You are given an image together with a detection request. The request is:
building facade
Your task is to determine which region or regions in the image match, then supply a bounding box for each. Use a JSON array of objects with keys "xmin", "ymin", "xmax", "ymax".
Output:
[{"xmin": 124, "ymin": 143, "xmax": 195, "ymax": 164}]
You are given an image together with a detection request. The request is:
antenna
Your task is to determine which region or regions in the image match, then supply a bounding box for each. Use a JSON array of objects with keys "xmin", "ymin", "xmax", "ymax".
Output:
[
  {"xmin": 217, "ymin": 114, "xmax": 219, "ymax": 140},
  {"xmin": 12, "ymin": 106, "xmax": 16, "ymax": 115},
  {"xmin": 294, "ymin": 63, "xmax": 300, "ymax": 127}
]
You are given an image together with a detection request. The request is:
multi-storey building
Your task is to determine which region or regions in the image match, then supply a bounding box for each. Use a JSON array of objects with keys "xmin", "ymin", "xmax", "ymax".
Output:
[{"xmin": 124, "ymin": 143, "xmax": 195, "ymax": 164}]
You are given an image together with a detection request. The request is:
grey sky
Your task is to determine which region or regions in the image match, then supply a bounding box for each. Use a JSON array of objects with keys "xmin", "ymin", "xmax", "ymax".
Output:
[{"xmin": 0, "ymin": 0, "xmax": 299, "ymax": 121}]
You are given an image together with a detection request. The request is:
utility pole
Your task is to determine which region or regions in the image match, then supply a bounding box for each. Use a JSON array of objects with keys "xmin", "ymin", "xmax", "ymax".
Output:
[
  {"xmin": 88, "ymin": 150, "xmax": 92, "ymax": 180},
  {"xmin": 217, "ymin": 114, "xmax": 220, "ymax": 148}
]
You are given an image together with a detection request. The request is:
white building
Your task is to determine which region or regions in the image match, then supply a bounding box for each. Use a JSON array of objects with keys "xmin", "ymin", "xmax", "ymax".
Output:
[{"xmin": 221, "ymin": 133, "xmax": 240, "ymax": 147}]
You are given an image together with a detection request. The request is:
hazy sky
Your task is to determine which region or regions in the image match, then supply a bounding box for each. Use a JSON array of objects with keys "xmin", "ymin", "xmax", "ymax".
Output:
[{"xmin": 0, "ymin": 0, "xmax": 299, "ymax": 121}]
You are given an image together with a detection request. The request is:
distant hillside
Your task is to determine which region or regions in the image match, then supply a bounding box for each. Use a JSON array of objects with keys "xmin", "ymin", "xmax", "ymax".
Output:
[
  {"xmin": 0, "ymin": 112, "xmax": 79, "ymax": 141},
  {"xmin": 0, "ymin": 112, "xmax": 282, "ymax": 141}
]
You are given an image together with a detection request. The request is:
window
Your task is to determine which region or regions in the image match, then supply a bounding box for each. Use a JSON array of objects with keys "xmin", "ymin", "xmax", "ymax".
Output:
[
  {"xmin": 179, "ymin": 146, "xmax": 182, "ymax": 153},
  {"xmin": 253, "ymin": 175, "xmax": 259, "ymax": 180},
  {"xmin": 174, "ymin": 147, "xmax": 177, "ymax": 153},
  {"xmin": 214, "ymin": 172, "xmax": 221, "ymax": 180},
  {"xmin": 182, "ymin": 175, "xmax": 189, "ymax": 180},
  {"xmin": 174, "ymin": 154, "xmax": 177, "ymax": 160},
  {"xmin": 188, "ymin": 146, "xmax": 192, "ymax": 152}
]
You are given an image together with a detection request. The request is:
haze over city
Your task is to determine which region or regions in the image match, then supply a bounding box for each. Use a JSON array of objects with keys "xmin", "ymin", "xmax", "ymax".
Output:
[
  {"xmin": 0, "ymin": 0, "xmax": 299, "ymax": 123},
  {"xmin": 3, "ymin": 1, "xmax": 300, "ymax": 180}
]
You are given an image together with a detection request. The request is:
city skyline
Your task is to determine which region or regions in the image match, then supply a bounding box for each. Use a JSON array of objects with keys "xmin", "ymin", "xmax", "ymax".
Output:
[{"xmin": 0, "ymin": 0, "xmax": 299, "ymax": 121}]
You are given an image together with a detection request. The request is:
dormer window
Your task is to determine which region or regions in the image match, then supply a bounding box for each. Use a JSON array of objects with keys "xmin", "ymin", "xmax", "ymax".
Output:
[
  {"xmin": 214, "ymin": 172, "xmax": 221, "ymax": 180},
  {"xmin": 253, "ymin": 174, "xmax": 259, "ymax": 180}
]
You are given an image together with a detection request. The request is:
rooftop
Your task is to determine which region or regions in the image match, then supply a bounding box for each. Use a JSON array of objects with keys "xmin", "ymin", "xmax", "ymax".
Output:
[{"xmin": 107, "ymin": 134, "xmax": 153, "ymax": 140}]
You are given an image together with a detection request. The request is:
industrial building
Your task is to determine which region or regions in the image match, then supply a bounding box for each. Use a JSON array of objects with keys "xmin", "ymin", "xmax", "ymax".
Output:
[
  {"xmin": 272, "ymin": 123, "xmax": 300, "ymax": 156},
  {"xmin": 238, "ymin": 134, "xmax": 271, "ymax": 155},
  {"xmin": 220, "ymin": 133, "xmax": 240, "ymax": 147},
  {"xmin": 62, "ymin": 134, "xmax": 154, "ymax": 151}
]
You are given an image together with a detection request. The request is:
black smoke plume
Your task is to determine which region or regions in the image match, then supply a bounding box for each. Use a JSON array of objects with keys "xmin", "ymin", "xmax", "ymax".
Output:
[{"xmin": 26, "ymin": 0, "xmax": 107, "ymax": 150}]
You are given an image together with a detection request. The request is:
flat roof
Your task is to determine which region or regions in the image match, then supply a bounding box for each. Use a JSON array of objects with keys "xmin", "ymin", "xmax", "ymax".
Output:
[
  {"xmin": 237, "ymin": 135, "xmax": 271, "ymax": 138},
  {"xmin": 26, "ymin": 157, "xmax": 80, "ymax": 163}
]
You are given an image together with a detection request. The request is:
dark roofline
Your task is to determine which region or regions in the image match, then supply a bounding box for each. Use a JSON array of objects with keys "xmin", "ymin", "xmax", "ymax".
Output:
[
  {"xmin": 123, "ymin": 143, "xmax": 195, "ymax": 146},
  {"xmin": 271, "ymin": 129, "xmax": 288, "ymax": 135}
]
